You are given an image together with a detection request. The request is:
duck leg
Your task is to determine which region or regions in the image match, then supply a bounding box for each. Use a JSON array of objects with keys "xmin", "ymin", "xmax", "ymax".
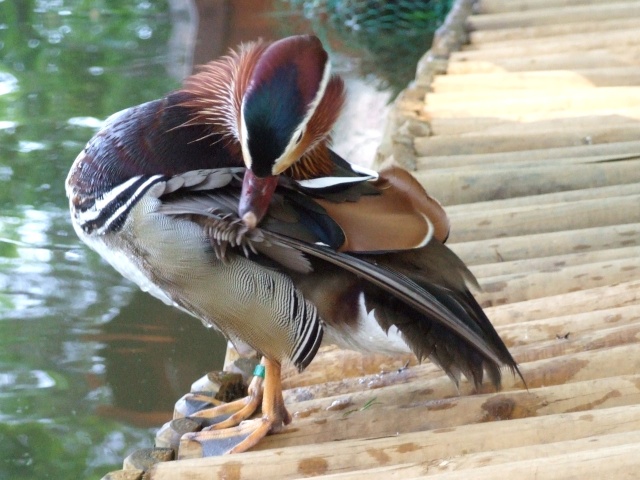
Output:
[
  {"xmin": 187, "ymin": 364, "xmax": 265, "ymax": 429},
  {"xmin": 179, "ymin": 357, "xmax": 291, "ymax": 457}
]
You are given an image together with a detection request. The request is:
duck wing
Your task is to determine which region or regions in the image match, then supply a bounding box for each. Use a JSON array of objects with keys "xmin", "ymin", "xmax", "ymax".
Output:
[{"xmin": 157, "ymin": 165, "xmax": 521, "ymax": 388}]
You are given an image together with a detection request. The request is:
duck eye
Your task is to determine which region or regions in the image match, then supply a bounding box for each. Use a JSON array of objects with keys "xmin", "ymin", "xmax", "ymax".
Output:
[{"xmin": 295, "ymin": 130, "xmax": 303, "ymax": 144}]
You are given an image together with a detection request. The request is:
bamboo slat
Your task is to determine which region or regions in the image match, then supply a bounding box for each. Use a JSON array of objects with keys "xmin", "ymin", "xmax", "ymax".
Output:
[
  {"xmin": 230, "ymin": 379, "xmax": 637, "ymax": 457},
  {"xmin": 418, "ymin": 444, "xmax": 640, "ymax": 480},
  {"xmin": 476, "ymin": 257, "xmax": 640, "ymax": 306},
  {"xmin": 250, "ymin": 374, "xmax": 640, "ymax": 452},
  {"xmin": 512, "ymin": 323, "xmax": 640, "ymax": 368},
  {"xmin": 281, "ymin": 348, "xmax": 415, "ymax": 389}
]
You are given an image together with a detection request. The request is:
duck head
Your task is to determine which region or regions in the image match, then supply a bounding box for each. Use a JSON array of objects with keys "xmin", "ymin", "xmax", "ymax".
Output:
[{"xmin": 236, "ymin": 35, "xmax": 345, "ymax": 228}]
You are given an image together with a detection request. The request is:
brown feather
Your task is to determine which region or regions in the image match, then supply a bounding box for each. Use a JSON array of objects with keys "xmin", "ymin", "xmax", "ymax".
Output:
[
  {"xmin": 268, "ymin": 232, "xmax": 521, "ymax": 388},
  {"xmin": 178, "ymin": 37, "xmax": 346, "ymax": 182},
  {"xmin": 178, "ymin": 40, "xmax": 269, "ymax": 141},
  {"xmin": 246, "ymin": 36, "xmax": 329, "ymax": 110},
  {"xmin": 283, "ymin": 75, "xmax": 346, "ymax": 180},
  {"xmin": 285, "ymin": 143, "xmax": 335, "ymax": 180},
  {"xmin": 309, "ymin": 76, "xmax": 345, "ymax": 140},
  {"xmin": 316, "ymin": 166, "xmax": 450, "ymax": 252}
]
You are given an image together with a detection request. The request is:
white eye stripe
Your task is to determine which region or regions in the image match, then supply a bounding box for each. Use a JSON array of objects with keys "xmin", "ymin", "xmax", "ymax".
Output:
[
  {"xmin": 239, "ymin": 97, "xmax": 251, "ymax": 169},
  {"xmin": 270, "ymin": 59, "xmax": 333, "ymax": 175},
  {"xmin": 239, "ymin": 50, "xmax": 334, "ymax": 175}
]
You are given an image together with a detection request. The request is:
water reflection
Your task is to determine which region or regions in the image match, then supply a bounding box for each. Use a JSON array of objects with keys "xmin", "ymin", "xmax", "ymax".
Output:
[
  {"xmin": 0, "ymin": 1, "xmax": 214, "ymax": 477},
  {"xmin": 0, "ymin": 0, "xmax": 439, "ymax": 478}
]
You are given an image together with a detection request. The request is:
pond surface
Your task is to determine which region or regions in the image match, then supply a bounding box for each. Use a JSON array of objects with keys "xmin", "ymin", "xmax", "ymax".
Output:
[{"xmin": 0, "ymin": 1, "xmax": 440, "ymax": 478}]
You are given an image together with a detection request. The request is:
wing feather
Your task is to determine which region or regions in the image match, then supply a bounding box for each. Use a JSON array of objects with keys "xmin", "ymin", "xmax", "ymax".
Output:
[
  {"xmin": 154, "ymin": 166, "xmax": 521, "ymax": 387},
  {"xmin": 263, "ymin": 231, "xmax": 505, "ymax": 366}
]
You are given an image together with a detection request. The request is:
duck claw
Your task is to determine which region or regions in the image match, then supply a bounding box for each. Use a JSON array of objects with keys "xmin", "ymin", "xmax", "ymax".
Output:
[
  {"xmin": 172, "ymin": 358, "xmax": 290, "ymax": 458},
  {"xmin": 188, "ymin": 391, "xmax": 262, "ymax": 429},
  {"xmin": 179, "ymin": 418, "xmax": 275, "ymax": 458}
]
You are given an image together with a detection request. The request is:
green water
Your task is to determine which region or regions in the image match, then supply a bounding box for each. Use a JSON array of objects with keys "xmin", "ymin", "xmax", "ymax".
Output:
[
  {"xmin": 0, "ymin": 1, "xmax": 444, "ymax": 478},
  {"xmin": 0, "ymin": 2, "xmax": 228, "ymax": 478}
]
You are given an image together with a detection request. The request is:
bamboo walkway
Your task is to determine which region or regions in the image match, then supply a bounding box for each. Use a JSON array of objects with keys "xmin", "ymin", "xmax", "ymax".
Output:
[{"xmin": 104, "ymin": 0, "xmax": 640, "ymax": 478}]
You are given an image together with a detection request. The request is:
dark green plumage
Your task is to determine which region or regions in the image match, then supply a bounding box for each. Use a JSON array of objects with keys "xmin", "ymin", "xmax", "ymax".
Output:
[{"xmin": 243, "ymin": 65, "xmax": 305, "ymax": 177}]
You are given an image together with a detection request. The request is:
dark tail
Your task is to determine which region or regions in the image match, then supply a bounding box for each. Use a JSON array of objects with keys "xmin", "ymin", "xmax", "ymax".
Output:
[{"xmin": 363, "ymin": 240, "xmax": 523, "ymax": 389}]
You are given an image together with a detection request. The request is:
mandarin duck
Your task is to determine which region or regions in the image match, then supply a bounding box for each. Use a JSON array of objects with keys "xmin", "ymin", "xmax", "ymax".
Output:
[{"xmin": 66, "ymin": 35, "xmax": 521, "ymax": 455}]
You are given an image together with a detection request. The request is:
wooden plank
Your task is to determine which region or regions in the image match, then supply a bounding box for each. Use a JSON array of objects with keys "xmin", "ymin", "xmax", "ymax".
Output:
[
  {"xmin": 476, "ymin": 257, "xmax": 640, "ymax": 306},
  {"xmin": 469, "ymin": 17, "xmax": 640, "ymax": 44},
  {"xmin": 148, "ymin": 405, "xmax": 640, "ymax": 480},
  {"xmin": 446, "ymin": 184, "xmax": 640, "ymax": 214},
  {"xmin": 447, "ymin": 194, "xmax": 640, "ymax": 241},
  {"xmin": 467, "ymin": 2, "xmax": 640, "ymax": 31},
  {"xmin": 281, "ymin": 313, "xmax": 640, "ymax": 404},
  {"xmin": 413, "ymin": 125, "xmax": 640, "ymax": 156},
  {"xmin": 175, "ymin": 373, "xmax": 640, "ymax": 457},
  {"xmin": 425, "ymin": 89, "xmax": 640, "ymax": 118},
  {"xmin": 461, "ymin": 27, "xmax": 640, "ymax": 57},
  {"xmin": 447, "ymin": 49, "xmax": 640, "ymax": 74},
  {"xmin": 428, "ymin": 114, "xmax": 640, "ymax": 136},
  {"xmin": 320, "ymin": 443, "xmax": 640, "ymax": 479},
  {"xmin": 283, "ymin": 335, "xmax": 640, "ymax": 407},
  {"xmin": 416, "ymin": 140, "xmax": 640, "ymax": 170},
  {"xmin": 416, "ymin": 443, "xmax": 640, "ymax": 480},
  {"xmin": 281, "ymin": 347, "xmax": 415, "ymax": 390},
  {"xmin": 469, "ymin": 245, "xmax": 640, "ymax": 279},
  {"xmin": 498, "ymin": 304, "xmax": 640, "ymax": 348},
  {"xmin": 450, "ymin": 223, "xmax": 640, "ymax": 266},
  {"xmin": 417, "ymin": 164, "xmax": 640, "ymax": 205},
  {"xmin": 485, "ymin": 280, "xmax": 640, "ymax": 325},
  {"xmin": 431, "ymin": 68, "xmax": 640, "ymax": 93},
  {"xmin": 476, "ymin": 0, "xmax": 639, "ymax": 15}
]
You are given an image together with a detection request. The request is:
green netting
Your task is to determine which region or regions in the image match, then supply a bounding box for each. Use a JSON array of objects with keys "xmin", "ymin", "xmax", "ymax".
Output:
[
  {"xmin": 291, "ymin": 0, "xmax": 454, "ymax": 33},
  {"xmin": 277, "ymin": 1, "xmax": 455, "ymax": 96}
]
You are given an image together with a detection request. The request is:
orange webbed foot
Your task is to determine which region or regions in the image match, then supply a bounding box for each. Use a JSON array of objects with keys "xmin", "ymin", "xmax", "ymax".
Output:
[{"xmin": 178, "ymin": 358, "xmax": 290, "ymax": 458}]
